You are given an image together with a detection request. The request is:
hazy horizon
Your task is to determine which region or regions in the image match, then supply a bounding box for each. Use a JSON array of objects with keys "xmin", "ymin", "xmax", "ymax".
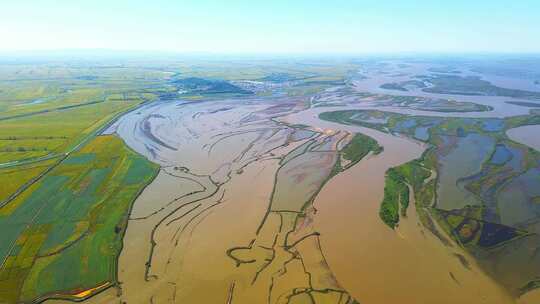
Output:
[
  {"xmin": 2, "ymin": 0, "xmax": 540, "ymax": 54},
  {"xmin": 2, "ymin": 5, "xmax": 540, "ymax": 303}
]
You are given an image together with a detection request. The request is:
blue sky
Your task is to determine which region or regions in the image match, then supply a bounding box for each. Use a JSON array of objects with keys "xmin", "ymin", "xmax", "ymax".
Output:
[{"xmin": 1, "ymin": 0, "xmax": 539, "ymax": 53}]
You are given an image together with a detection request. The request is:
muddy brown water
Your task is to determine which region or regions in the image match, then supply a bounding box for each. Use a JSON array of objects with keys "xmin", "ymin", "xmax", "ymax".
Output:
[
  {"xmin": 281, "ymin": 107, "xmax": 513, "ymax": 304},
  {"xmin": 48, "ymin": 89, "xmax": 528, "ymax": 303}
]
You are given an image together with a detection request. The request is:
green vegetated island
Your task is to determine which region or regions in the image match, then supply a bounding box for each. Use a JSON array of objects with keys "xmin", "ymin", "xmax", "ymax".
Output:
[
  {"xmin": 381, "ymin": 74, "xmax": 540, "ymax": 99},
  {"xmin": 319, "ymin": 108, "xmax": 540, "ymax": 296}
]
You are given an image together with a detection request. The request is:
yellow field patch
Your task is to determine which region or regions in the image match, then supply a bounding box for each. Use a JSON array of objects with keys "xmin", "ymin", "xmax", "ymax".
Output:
[{"xmin": 0, "ymin": 158, "xmax": 58, "ymax": 203}]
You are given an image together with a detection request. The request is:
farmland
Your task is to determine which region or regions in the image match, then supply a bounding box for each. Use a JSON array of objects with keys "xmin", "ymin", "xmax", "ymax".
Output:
[
  {"xmin": 0, "ymin": 61, "xmax": 169, "ymax": 205},
  {"xmin": 0, "ymin": 62, "xmax": 165, "ymax": 303},
  {"xmin": 0, "ymin": 135, "xmax": 157, "ymax": 303}
]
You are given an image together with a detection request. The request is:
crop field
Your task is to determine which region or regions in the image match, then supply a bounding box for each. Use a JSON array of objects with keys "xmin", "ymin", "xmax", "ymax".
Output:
[
  {"xmin": 0, "ymin": 63, "xmax": 167, "ymax": 303},
  {"xmin": 0, "ymin": 62, "xmax": 170, "ymax": 219},
  {"xmin": 0, "ymin": 135, "xmax": 158, "ymax": 303},
  {"xmin": 0, "ymin": 159, "xmax": 58, "ymax": 203},
  {"xmin": 0, "ymin": 98, "xmax": 143, "ymax": 163}
]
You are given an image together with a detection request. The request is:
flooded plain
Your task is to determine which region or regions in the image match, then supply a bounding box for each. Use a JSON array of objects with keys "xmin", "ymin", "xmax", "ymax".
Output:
[
  {"xmin": 83, "ymin": 98, "xmax": 364, "ymax": 304},
  {"xmin": 281, "ymin": 107, "xmax": 512, "ymax": 304},
  {"xmin": 49, "ymin": 60, "xmax": 540, "ymax": 304}
]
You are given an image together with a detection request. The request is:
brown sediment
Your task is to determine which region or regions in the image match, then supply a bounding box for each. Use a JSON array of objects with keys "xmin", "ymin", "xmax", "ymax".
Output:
[
  {"xmin": 79, "ymin": 98, "xmax": 362, "ymax": 304},
  {"xmin": 71, "ymin": 94, "xmax": 519, "ymax": 304},
  {"xmin": 518, "ymin": 289, "xmax": 540, "ymax": 304},
  {"xmin": 223, "ymin": 130, "xmax": 360, "ymax": 303},
  {"xmin": 281, "ymin": 107, "xmax": 513, "ymax": 304}
]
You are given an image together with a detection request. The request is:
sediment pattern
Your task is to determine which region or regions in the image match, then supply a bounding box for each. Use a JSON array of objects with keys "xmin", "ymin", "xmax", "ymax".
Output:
[{"xmin": 87, "ymin": 98, "xmax": 372, "ymax": 303}]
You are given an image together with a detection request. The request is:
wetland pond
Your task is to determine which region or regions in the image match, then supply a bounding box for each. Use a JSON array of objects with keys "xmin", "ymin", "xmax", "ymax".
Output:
[{"xmin": 507, "ymin": 125, "xmax": 540, "ymax": 152}]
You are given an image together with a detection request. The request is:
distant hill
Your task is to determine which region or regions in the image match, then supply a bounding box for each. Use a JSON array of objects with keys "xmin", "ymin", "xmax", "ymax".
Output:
[{"xmin": 172, "ymin": 77, "xmax": 252, "ymax": 95}]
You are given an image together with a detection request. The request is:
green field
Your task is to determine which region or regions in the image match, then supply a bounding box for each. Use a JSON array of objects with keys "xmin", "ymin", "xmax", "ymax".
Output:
[
  {"xmin": 0, "ymin": 159, "xmax": 58, "ymax": 203},
  {"xmin": 0, "ymin": 61, "xmax": 167, "ymax": 212},
  {"xmin": 0, "ymin": 135, "xmax": 158, "ymax": 303},
  {"xmin": 0, "ymin": 63, "xmax": 169, "ymax": 303}
]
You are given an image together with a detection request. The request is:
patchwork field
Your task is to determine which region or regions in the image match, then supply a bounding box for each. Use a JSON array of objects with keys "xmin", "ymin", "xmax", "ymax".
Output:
[
  {"xmin": 0, "ymin": 63, "xmax": 168, "ymax": 303},
  {"xmin": 0, "ymin": 135, "xmax": 158, "ymax": 303}
]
